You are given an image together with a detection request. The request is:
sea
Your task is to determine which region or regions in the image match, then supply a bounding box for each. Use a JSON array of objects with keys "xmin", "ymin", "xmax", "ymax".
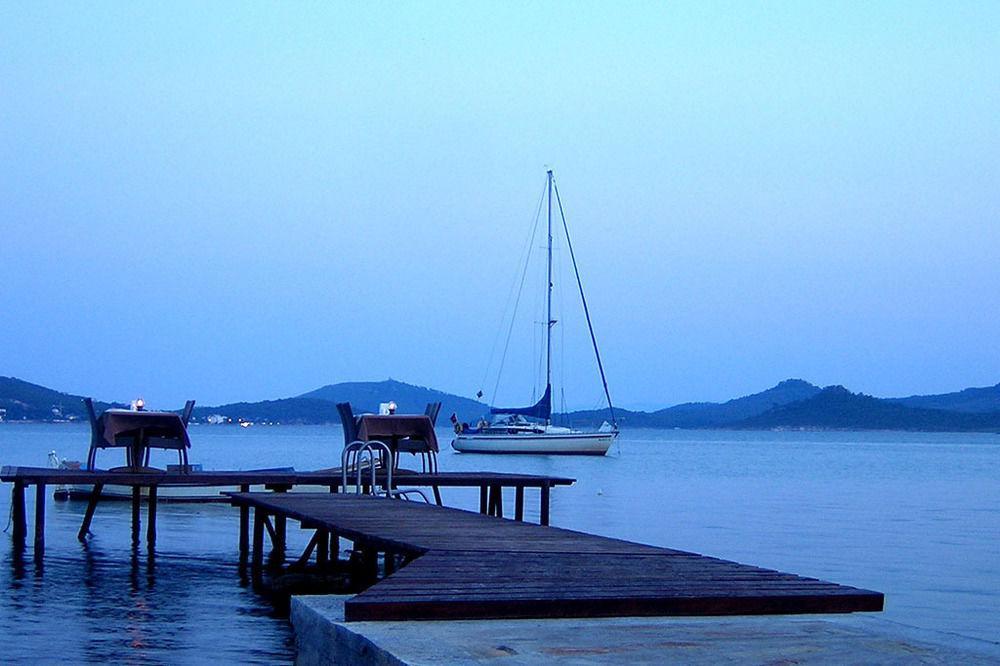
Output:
[{"xmin": 1, "ymin": 424, "xmax": 998, "ymax": 663}]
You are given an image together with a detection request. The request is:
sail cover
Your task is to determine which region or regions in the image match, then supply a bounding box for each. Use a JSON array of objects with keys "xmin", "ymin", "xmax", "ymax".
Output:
[{"xmin": 490, "ymin": 384, "xmax": 551, "ymax": 420}]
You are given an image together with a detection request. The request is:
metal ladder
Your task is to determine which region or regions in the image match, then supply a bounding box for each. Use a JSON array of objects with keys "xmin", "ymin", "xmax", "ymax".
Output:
[{"xmin": 341, "ymin": 440, "xmax": 429, "ymax": 502}]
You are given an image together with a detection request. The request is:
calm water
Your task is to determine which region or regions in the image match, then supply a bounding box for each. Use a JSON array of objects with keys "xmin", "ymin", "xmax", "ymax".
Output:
[{"xmin": 1, "ymin": 424, "xmax": 998, "ymax": 662}]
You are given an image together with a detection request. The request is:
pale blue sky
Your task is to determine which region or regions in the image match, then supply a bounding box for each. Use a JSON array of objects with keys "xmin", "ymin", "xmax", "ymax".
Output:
[{"xmin": 2, "ymin": 2, "xmax": 998, "ymax": 410}]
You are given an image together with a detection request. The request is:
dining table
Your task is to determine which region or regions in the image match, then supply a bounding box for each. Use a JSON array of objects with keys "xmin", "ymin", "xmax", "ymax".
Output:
[
  {"xmin": 96, "ymin": 409, "xmax": 191, "ymax": 470},
  {"xmin": 356, "ymin": 414, "xmax": 439, "ymax": 453}
]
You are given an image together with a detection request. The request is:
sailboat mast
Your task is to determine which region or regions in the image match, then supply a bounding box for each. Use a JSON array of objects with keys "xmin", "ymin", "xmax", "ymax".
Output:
[{"xmin": 545, "ymin": 169, "xmax": 554, "ymax": 426}]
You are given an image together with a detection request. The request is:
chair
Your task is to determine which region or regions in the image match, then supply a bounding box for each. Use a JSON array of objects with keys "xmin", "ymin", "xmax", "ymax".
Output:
[
  {"xmin": 85, "ymin": 397, "xmax": 131, "ymax": 470},
  {"xmin": 396, "ymin": 403, "xmax": 441, "ymax": 475},
  {"xmin": 424, "ymin": 401, "xmax": 442, "ymax": 425},
  {"xmin": 181, "ymin": 399, "xmax": 195, "ymax": 426},
  {"xmin": 336, "ymin": 402, "xmax": 360, "ymax": 447},
  {"xmin": 396, "ymin": 404, "xmax": 441, "ymax": 504},
  {"xmin": 143, "ymin": 400, "xmax": 194, "ymax": 470}
]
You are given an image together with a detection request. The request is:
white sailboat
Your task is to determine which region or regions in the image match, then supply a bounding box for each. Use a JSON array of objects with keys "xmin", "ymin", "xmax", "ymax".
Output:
[{"xmin": 452, "ymin": 170, "xmax": 618, "ymax": 456}]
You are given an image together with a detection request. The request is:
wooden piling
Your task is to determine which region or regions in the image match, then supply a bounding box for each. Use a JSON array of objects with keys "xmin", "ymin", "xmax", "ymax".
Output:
[
  {"xmin": 131, "ymin": 486, "xmax": 141, "ymax": 545},
  {"xmin": 252, "ymin": 510, "xmax": 264, "ymax": 571},
  {"xmin": 34, "ymin": 483, "xmax": 46, "ymax": 557},
  {"xmin": 238, "ymin": 483, "xmax": 250, "ymax": 565},
  {"xmin": 540, "ymin": 485, "xmax": 550, "ymax": 526},
  {"xmin": 78, "ymin": 483, "xmax": 103, "ymax": 541},
  {"xmin": 272, "ymin": 487, "xmax": 287, "ymax": 565},
  {"xmin": 316, "ymin": 528, "xmax": 328, "ymax": 566},
  {"xmin": 146, "ymin": 486, "xmax": 157, "ymax": 547},
  {"xmin": 11, "ymin": 481, "xmax": 26, "ymax": 548}
]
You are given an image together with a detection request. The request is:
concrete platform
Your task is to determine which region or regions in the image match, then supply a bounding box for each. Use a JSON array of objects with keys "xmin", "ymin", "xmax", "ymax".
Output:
[{"xmin": 292, "ymin": 595, "xmax": 998, "ymax": 665}]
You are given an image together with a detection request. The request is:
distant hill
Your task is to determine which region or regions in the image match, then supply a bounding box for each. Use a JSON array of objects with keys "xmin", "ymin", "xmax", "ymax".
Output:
[
  {"xmin": 737, "ymin": 385, "xmax": 1000, "ymax": 431},
  {"xmin": 651, "ymin": 378, "xmax": 822, "ymax": 427},
  {"xmin": 891, "ymin": 383, "xmax": 1000, "ymax": 413},
  {"xmin": 190, "ymin": 397, "xmax": 343, "ymax": 425},
  {"xmin": 298, "ymin": 379, "xmax": 488, "ymax": 424},
  {"xmin": 192, "ymin": 380, "xmax": 488, "ymax": 425},
  {"xmin": 6, "ymin": 374, "xmax": 1000, "ymax": 432},
  {"xmin": 561, "ymin": 379, "xmax": 822, "ymax": 428},
  {"xmin": 0, "ymin": 376, "xmax": 123, "ymax": 421}
]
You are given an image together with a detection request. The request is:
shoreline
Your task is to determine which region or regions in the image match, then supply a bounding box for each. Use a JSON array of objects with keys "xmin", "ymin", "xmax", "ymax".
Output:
[{"xmin": 4, "ymin": 420, "xmax": 1000, "ymax": 435}]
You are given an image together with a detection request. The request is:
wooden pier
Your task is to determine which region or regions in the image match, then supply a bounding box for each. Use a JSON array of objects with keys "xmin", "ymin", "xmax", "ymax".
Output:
[
  {"xmin": 227, "ymin": 492, "xmax": 884, "ymax": 621},
  {"xmin": 0, "ymin": 466, "xmax": 572, "ymax": 560},
  {"xmin": 3, "ymin": 465, "xmax": 884, "ymax": 622}
]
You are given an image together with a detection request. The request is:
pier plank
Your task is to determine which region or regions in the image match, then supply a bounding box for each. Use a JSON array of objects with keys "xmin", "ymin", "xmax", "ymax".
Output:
[{"xmin": 225, "ymin": 492, "xmax": 884, "ymax": 621}]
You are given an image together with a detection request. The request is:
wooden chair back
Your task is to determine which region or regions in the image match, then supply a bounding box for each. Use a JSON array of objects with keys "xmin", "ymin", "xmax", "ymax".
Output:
[
  {"xmin": 337, "ymin": 402, "xmax": 358, "ymax": 446},
  {"xmin": 181, "ymin": 400, "xmax": 196, "ymax": 426}
]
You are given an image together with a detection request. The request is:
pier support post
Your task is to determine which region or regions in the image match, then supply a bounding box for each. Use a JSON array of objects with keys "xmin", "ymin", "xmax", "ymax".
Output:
[
  {"xmin": 11, "ymin": 481, "xmax": 26, "ymax": 548},
  {"xmin": 330, "ymin": 531, "xmax": 340, "ymax": 562},
  {"xmin": 238, "ymin": 484, "xmax": 250, "ymax": 566},
  {"xmin": 540, "ymin": 485, "xmax": 550, "ymax": 526},
  {"xmin": 488, "ymin": 485, "xmax": 503, "ymax": 517},
  {"xmin": 515, "ymin": 486, "xmax": 524, "ymax": 522},
  {"xmin": 316, "ymin": 529, "xmax": 329, "ymax": 566},
  {"xmin": 252, "ymin": 510, "xmax": 265, "ymax": 580},
  {"xmin": 78, "ymin": 483, "xmax": 103, "ymax": 541},
  {"xmin": 146, "ymin": 486, "xmax": 157, "ymax": 547},
  {"xmin": 272, "ymin": 488, "xmax": 287, "ymax": 565},
  {"xmin": 479, "ymin": 485, "xmax": 487, "ymax": 514},
  {"xmin": 131, "ymin": 486, "xmax": 141, "ymax": 545},
  {"xmin": 34, "ymin": 483, "xmax": 46, "ymax": 558}
]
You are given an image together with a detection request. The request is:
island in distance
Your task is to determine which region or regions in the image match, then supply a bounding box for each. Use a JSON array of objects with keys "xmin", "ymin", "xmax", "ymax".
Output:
[{"xmin": 4, "ymin": 376, "xmax": 1000, "ymax": 433}]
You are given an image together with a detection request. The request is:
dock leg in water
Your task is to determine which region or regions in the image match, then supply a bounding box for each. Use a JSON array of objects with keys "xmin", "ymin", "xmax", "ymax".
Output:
[
  {"xmin": 238, "ymin": 484, "xmax": 250, "ymax": 567},
  {"xmin": 252, "ymin": 510, "xmax": 265, "ymax": 584},
  {"xmin": 131, "ymin": 486, "xmax": 141, "ymax": 546},
  {"xmin": 34, "ymin": 483, "xmax": 46, "ymax": 559},
  {"xmin": 272, "ymin": 488, "xmax": 287, "ymax": 566},
  {"xmin": 316, "ymin": 529, "xmax": 329, "ymax": 567},
  {"xmin": 11, "ymin": 481, "xmax": 27, "ymax": 549},
  {"xmin": 146, "ymin": 486, "xmax": 157, "ymax": 547},
  {"xmin": 78, "ymin": 483, "xmax": 104, "ymax": 541}
]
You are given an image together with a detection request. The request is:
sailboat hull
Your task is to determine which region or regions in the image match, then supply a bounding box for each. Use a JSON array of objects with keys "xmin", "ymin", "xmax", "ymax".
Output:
[{"xmin": 451, "ymin": 432, "xmax": 615, "ymax": 455}]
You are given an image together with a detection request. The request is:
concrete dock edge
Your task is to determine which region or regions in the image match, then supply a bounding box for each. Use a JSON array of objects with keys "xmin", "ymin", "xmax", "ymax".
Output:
[{"xmin": 291, "ymin": 595, "xmax": 999, "ymax": 665}]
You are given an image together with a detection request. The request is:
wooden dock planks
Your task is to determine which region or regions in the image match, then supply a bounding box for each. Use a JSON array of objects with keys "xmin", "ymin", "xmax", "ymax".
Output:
[
  {"xmin": 1, "ymin": 466, "xmax": 572, "ymax": 554},
  {"xmin": 226, "ymin": 492, "xmax": 884, "ymax": 622}
]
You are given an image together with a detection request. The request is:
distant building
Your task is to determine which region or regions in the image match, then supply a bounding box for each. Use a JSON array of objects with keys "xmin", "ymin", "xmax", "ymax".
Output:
[{"xmin": 206, "ymin": 414, "xmax": 229, "ymax": 425}]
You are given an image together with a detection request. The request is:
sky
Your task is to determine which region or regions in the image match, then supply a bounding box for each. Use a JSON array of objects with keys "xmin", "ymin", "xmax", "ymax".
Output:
[{"xmin": 1, "ymin": 2, "xmax": 998, "ymax": 410}]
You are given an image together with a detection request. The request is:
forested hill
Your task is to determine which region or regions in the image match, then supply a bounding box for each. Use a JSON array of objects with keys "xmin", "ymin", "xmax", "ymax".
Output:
[
  {"xmin": 298, "ymin": 379, "xmax": 486, "ymax": 423},
  {"xmin": 561, "ymin": 380, "xmax": 1000, "ymax": 432},
  {"xmin": 0, "ymin": 376, "xmax": 123, "ymax": 421},
  {"xmin": 561, "ymin": 379, "xmax": 822, "ymax": 428},
  {"xmin": 5, "ymin": 375, "xmax": 1000, "ymax": 431},
  {"xmin": 736, "ymin": 385, "xmax": 1000, "ymax": 431},
  {"xmin": 890, "ymin": 383, "xmax": 1000, "ymax": 413}
]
